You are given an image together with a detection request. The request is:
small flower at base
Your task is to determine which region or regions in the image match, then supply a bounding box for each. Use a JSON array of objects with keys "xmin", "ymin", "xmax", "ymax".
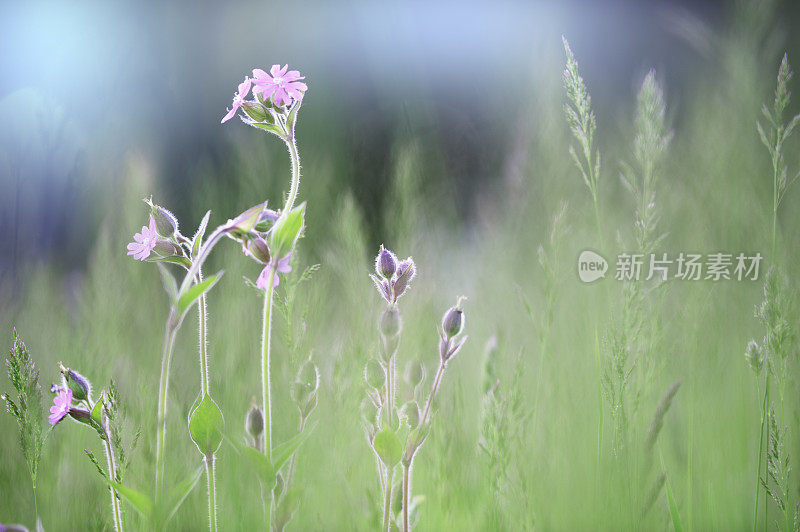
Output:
[
  {"xmin": 375, "ymin": 245, "xmax": 397, "ymax": 279},
  {"xmin": 126, "ymin": 218, "xmax": 158, "ymax": 261},
  {"xmin": 48, "ymin": 388, "xmax": 72, "ymax": 425}
]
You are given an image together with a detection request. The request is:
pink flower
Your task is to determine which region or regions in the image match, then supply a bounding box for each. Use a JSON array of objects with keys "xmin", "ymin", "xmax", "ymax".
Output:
[
  {"xmin": 49, "ymin": 388, "xmax": 72, "ymax": 425},
  {"xmin": 256, "ymin": 254, "xmax": 293, "ymax": 289},
  {"xmin": 221, "ymin": 77, "xmax": 252, "ymax": 123},
  {"xmin": 252, "ymin": 65, "xmax": 307, "ymax": 107},
  {"xmin": 127, "ymin": 217, "xmax": 159, "ymax": 261}
]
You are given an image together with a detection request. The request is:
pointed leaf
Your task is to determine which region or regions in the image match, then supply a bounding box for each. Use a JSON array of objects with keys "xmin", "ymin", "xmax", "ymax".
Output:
[
  {"xmin": 192, "ymin": 210, "xmax": 212, "ymax": 258},
  {"xmin": 271, "ymin": 421, "xmax": 317, "ymax": 471},
  {"xmin": 188, "ymin": 394, "xmax": 224, "ymax": 456},
  {"xmin": 269, "ymin": 203, "xmax": 305, "ymax": 260},
  {"xmin": 107, "ymin": 480, "xmax": 154, "ymax": 518},
  {"xmin": 241, "ymin": 445, "xmax": 277, "ymax": 490},
  {"xmin": 372, "ymin": 428, "xmax": 402, "ymax": 467},
  {"xmin": 90, "ymin": 395, "xmax": 104, "ymax": 425},
  {"xmin": 157, "ymin": 263, "xmax": 178, "ymax": 305},
  {"xmin": 160, "ymin": 466, "xmax": 203, "ymax": 524},
  {"xmin": 177, "ymin": 272, "xmax": 224, "ymax": 318}
]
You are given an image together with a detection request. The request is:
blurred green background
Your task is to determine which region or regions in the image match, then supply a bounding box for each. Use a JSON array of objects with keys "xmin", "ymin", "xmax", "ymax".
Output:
[{"xmin": 2, "ymin": 0, "xmax": 800, "ymax": 530}]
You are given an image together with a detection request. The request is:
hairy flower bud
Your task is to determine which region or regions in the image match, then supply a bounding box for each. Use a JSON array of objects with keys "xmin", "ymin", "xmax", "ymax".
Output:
[
  {"xmin": 246, "ymin": 236, "xmax": 272, "ymax": 264},
  {"xmin": 59, "ymin": 363, "xmax": 91, "ymax": 402},
  {"xmin": 392, "ymin": 258, "xmax": 416, "ymax": 300},
  {"xmin": 364, "ymin": 359, "xmax": 385, "ymax": 389},
  {"xmin": 379, "ymin": 306, "xmax": 402, "ymax": 339},
  {"xmin": 144, "ymin": 197, "xmax": 179, "ymax": 238},
  {"xmin": 375, "ymin": 245, "xmax": 397, "ymax": 279},
  {"xmin": 441, "ymin": 303, "xmax": 465, "ymax": 339},
  {"xmin": 245, "ymin": 403, "xmax": 265, "ymax": 439},
  {"xmin": 152, "ymin": 239, "xmax": 184, "ymax": 258}
]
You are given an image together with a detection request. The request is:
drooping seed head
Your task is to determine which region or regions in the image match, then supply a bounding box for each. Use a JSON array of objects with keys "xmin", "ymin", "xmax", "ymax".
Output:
[{"xmin": 375, "ymin": 245, "xmax": 398, "ymax": 279}]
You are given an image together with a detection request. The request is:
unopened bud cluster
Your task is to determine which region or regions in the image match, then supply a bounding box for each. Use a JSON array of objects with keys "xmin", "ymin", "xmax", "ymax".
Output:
[{"xmin": 370, "ymin": 245, "xmax": 416, "ymax": 305}]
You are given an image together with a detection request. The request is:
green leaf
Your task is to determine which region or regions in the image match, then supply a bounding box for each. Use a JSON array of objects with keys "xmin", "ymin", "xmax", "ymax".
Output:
[
  {"xmin": 90, "ymin": 395, "xmax": 104, "ymax": 425},
  {"xmin": 252, "ymin": 122, "xmax": 285, "ymax": 137},
  {"xmin": 271, "ymin": 421, "xmax": 317, "ymax": 471},
  {"xmin": 107, "ymin": 480, "xmax": 154, "ymax": 518},
  {"xmin": 241, "ymin": 445, "xmax": 277, "ymax": 490},
  {"xmin": 192, "ymin": 210, "xmax": 211, "ymax": 258},
  {"xmin": 147, "ymin": 255, "xmax": 192, "ymax": 269},
  {"xmin": 269, "ymin": 203, "xmax": 305, "ymax": 260},
  {"xmin": 188, "ymin": 394, "xmax": 224, "ymax": 456},
  {"xmin": 156, "ymin": 263, "xmax": 178, "ymax": 305},
  {"xmin": 177, "ymin": 272, "xmax": 224, "ymax": 318},
  {"xmin": 372, "ymin": 428, "xmax": 402, "ymax": 467},
  {"xmin": 160, "ymin": 466, "xmax": 203, "ymax": 525},
  {"xmin": 275, "ymin": 483, "xmax": 303, "ymax": 528}
]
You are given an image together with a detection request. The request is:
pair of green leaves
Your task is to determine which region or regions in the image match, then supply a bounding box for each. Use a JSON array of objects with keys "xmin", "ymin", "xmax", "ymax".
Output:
[
  {"xmin": 188, "ymin": 394, "xmax": 224, "ymax": 457},
  {"xmin": 229, "ymin": 421, "xmax": 316, "ymax": 491},
  {"xmin": 107, "ymin": 467, "xmax": 202, "ymax": 530}
]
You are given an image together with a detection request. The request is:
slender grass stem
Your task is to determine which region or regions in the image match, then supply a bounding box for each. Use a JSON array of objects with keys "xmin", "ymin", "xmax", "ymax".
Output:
[
  {"xmin": 752, "ymin": 371, "xmax": 770, "ymax": 532},
  {"xmin": 155, "ymin": 317, "xmax": 178, "ymax": 499}
]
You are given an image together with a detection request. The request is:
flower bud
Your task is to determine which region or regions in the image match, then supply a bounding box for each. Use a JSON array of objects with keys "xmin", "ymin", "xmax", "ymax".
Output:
[
  {"xmin": 152, "ymin": 239, "xmax": 184, "ymax": 258},
  {"xmin": 404, "ymin": 360, "xmax": 425, "ymax": 388},
  {"xmin": 379, "ymin": 306, "xmax": 402, "ymax": 339},
  {"xmin": 392, "ymin": 258, "xmax": 416, "ymax": 300},
  {"xmin": 144, "ymin": 197, "xmax": 179, "ymax": 238},
  {"xmin": 245, "ymin": 403, "xmax": 265, "ymax": 439},
  {"xmin": 375, "ymin": 245, "xmax": 397, "ymax": 279},
  {"xmin": 441, "ymin": 304, "xmax": 465, "ymax": 339},
  {"xmin": 364, "ymin": 359, "xmax": 385, "ymax": 389},
  {"xmin": 297, "ymin": 360, "xmax": 319, "ymax": 391},
  {"xmin": 246, "ymin": 237, "xmax": 271, "ymax": 264},
  {"xmin": 59, "ymin": 363, "xmax": 91, "ymax": 402},
  {"xmin": 242, "ymin": 101, "xmax": 268, "ymax": 122},
  {"xmin": 401, "ymin": 401, "xmax": 420, "ymax": 429}
]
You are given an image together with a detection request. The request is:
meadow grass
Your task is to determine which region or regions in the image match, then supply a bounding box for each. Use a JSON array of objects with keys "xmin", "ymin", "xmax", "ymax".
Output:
[{"xmin": 2, "ymin": 8, "xmax": 800, "ymax": 531}]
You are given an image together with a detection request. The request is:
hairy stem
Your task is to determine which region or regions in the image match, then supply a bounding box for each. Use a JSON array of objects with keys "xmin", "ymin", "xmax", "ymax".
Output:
[
  {"xmin": 155, "ymin": 318, "xmax": 178, "ymax": 499},
  {"xmin": 205, "ymin": 454, "xmax": 218, "ymax": 532},
  {"xmin": 261, "ymin": 268, "xmax": 277, "ymax": 528},
  {"xmin": 402, "ymin": 464, "xmax": 411, "ymax": 532},
  {"xmin": 382, "ymin": 466, "xmax": 394, "ymax": 532},
  {"xmin": 103, "ymin": 429, "xmax": 123, "ymax": 531},
  {"xmin": 284, "ymin": 135, "xmax": 301, "ymax": 215}
]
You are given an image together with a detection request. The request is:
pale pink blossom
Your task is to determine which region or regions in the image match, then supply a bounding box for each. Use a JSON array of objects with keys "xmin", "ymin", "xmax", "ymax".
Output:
[
  {"xmin": 126, "ymin": 218, "xmax": 159, "ymax": 261},
  {"xmin": 48, "ymin": 388, "xmax": 72, "ymax": 425},
  {"xmin": 221, "ymin": 77, "xmax": 252, "ymax": 123},
  {"xmin": 252, "ymin": 65, "xmax": 307, "ymax": 107},
  {"xmin": 256, "ymin": 254, "xmax": 293, "ymax": 289}
]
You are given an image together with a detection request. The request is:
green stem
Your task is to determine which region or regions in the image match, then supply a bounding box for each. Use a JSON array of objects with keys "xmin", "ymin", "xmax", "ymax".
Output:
[
  {"xmin": 382, "ymin": 466, "xmax": 394, "ymax": 532},
  {"xmin": 155, "ymin": 317, "xmax": 178, "ymax": 499},
  {"xmin": 283, "ymin": 135, "xmax": 301, "ymax": 215},
  {"xmin": 402, "ymin": 464, "xmax": 410, "ymax": 532},
  {"xmin": 205, "ymin": 454, "xmax": 218, "ymax": 532},
  {"xmin": 103, "ymin": 431, "xmax": 124, "ymax": 531},
  {"xmin": 261, "ymin": 268, "xmax": 276, "ymax": 529},
  {"xmin": 198, "ymin": 288, "xmax": 209, "ymax": 397},
  {"xmin": 752, "ymin": 371, "xmax": 770, "ymax": 532}
]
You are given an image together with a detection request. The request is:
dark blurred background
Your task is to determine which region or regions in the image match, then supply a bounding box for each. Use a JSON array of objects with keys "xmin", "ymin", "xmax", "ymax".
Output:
[{"xmin": 1, "ymin": 0, "xmax": 798, "ymax": 285}]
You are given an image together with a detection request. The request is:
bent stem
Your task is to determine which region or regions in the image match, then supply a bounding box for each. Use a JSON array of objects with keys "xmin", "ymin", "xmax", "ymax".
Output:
[
  {"xmin": 155, "ymin": 316, "xmax": 179, "ymax": 499},
  {"xmin": 260, "ymin": 268, "xmax": 277, "ymax": 527}
]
